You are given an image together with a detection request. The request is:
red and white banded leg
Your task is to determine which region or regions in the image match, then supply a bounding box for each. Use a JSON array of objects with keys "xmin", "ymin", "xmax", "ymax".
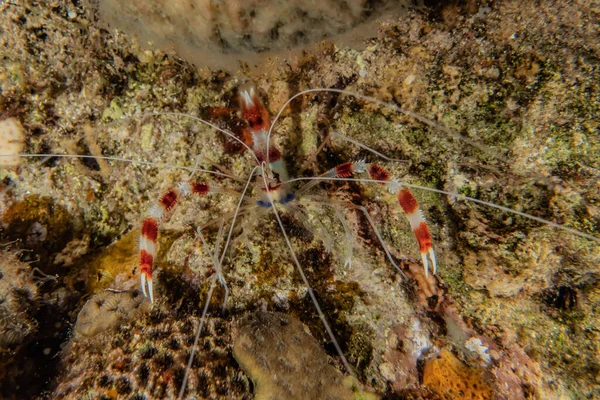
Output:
[
  {"xmin": 323, "ymin": 161, "xmax": 437, "ymax": 276},
  {"xmin": 139, "ymin": 182, "xmax": 225, "ymax": 303},
  {"xmin": 367, "ymin": 163, "xmax": 437, "ymax": 276}
]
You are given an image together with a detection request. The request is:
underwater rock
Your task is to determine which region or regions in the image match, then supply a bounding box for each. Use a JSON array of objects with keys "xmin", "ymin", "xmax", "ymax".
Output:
[
  {"xmin": 0, "ymin": 118, "xmax": 26, "ymax": 167},
  {"xmin": 3, "ymin": 0, "xmax": 600, "ymax": 397},
  {"xmin": 97, "ymin": 0, "xmax": 411, "ymax": 70},
  {"xmin": 232, "ymin": 311, "xmax": 356, "ymax": 400},
  {"xmin": 380, "ymin": 318, "xmax": 432, "ymax": 393},
  {"xmin": 74, "ymin": 289, "xmax": 150, "ymax": 337},
  {"xmin": 389, "ymin": 258, "xmax": 545, "ymax": 399}
]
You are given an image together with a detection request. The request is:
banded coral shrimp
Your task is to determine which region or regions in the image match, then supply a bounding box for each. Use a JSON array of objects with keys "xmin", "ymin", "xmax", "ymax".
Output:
[
  {"xmin": 2, "ymin": 75, "xmax": 600, "ymax": 399},
  {"xmin": 2, "ymin": 0, "xmax": 600, "ymax": 398}
]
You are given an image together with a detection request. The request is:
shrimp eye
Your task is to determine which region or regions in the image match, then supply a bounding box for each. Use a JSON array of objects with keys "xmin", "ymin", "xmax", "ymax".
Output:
[{"xmin": 248, "ymin": 116, "xmax": 263, "ymax": 128}]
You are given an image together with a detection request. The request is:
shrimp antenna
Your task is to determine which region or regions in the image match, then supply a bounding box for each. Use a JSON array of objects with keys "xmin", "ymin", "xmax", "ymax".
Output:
[
  {"xmin": 178, "ymin": 166, "xmax": 259, "ymax": 399},
  {"xmin": 3, "ymin": 153, "xmax": 239, "ymax": 180},
  {"xmin": 266, "ymin": 87, "xmax": 498, "ymax": 165},
  {"xmin": 287, "ymin": 176, "xmax": 600, "ymax": 244},
  {"xmin": 259, "ymin": 162, "xmax": 366, "ymax": 396}
]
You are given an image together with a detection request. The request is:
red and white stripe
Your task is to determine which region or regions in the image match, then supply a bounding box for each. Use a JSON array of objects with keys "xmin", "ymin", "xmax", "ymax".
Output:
[
  {"xmin": 239, "ymin": 85, "xmax": 270, "ymax": 133},
  {"xmin": 239, "ymin": 84, "xmax": 288, "ymax": 164},
  {"xmin": 396, "ymin": 188, "xmax": 437, "ymax": 276},
  {"xmin": 239, "ymin": 83, "xmax": 293, "ymax": 204},
  {"xmin": 319, "ymin": 161, "xmax": 437, "ymax": 276},
  {"xmin": 366, "ymin": 163, "xmax": 437, "ymax": 276},
  {"xmin": 324, "ymin": 160, "xmax": 367, "ymax": 178},
  {"xmin": 239, "ymin": 84, "xmax": 271, "ymax": 158},
  {"xmin": 139, "ymin": 182, "xmax": 221, "ymax": 303}
]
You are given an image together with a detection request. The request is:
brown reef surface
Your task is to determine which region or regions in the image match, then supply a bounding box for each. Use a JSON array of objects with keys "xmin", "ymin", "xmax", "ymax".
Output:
[{"xmin": 0, "ymin": 0, "xmax": 599, "ymax": 399}]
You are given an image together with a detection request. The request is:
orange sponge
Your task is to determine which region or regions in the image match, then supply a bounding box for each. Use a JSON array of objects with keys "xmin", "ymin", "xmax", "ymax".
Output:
[{"xmin": 423, "ymin": 349, "xmax": 493, "ymax": 400}]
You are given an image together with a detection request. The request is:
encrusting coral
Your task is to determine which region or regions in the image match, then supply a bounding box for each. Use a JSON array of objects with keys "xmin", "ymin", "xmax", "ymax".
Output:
[
  {"xmin": 74, "ymin": 289, "xmax": 150, "ymax": 337},
  {"xmin": 53, "ymin": 267, "xmax": 255, "ymax": 399},
  {"xmin": 55, "ymin": 306, "xmax": 252, "ymax": 399}
]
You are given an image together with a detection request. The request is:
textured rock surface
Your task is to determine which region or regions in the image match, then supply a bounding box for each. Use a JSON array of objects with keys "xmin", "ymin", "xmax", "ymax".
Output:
[
  {"xmin": 0, "ymin": 251, "xmax": 39, "ymax": 348},
  {"xmin": 232, "ymin": 311, "xmax": 356, "ymax": 400},
  {"xmin": 98, "ymin": 0, "xmax": 412, "ymax": 70},
  {"xmin": 0, "ymin": 251, "xmax": 40, "ymax": 398},
  {"xmin": 0, "ymin": 249, "xmax": 79, "ymax": 400},
  {"xmin": 1, "ymin": 0, "xmax": 599, "ymax": 398},
  {"xmin": 0, "ymin": 118, "xmax": 26, "ymax": 167},
  {"xmin": 1, "ymin": 196, "xmax": 74, "ymax": 273}
]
